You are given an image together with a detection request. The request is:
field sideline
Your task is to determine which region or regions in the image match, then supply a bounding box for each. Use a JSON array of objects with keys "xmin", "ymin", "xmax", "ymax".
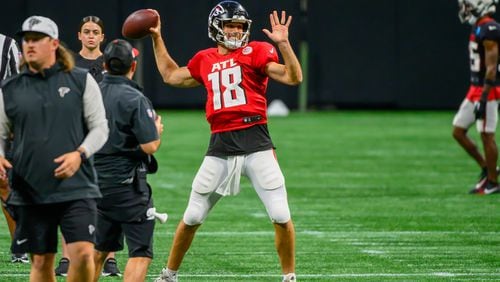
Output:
[{"xmin": 0, "ymin": 110, "xmax": 498, "ymax": 281}]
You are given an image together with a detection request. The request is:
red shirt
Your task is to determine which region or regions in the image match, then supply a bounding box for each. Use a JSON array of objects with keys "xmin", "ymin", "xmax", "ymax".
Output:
[{"xmin": 188, "ymin": 41, "xmax": 278, "ymax": 133}]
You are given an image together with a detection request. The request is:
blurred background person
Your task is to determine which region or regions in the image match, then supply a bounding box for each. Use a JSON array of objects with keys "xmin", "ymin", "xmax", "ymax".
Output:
[
  {"xmin": 454, "ymin": 0, "xmax": 500, "ymax": 195},
  {"xmin": 56, "ymin": 15, "xmax": 122, "ymax": 277},
  {"xmin": 0, "ymin": 32, "xmax": 27, "ymax": 264}
]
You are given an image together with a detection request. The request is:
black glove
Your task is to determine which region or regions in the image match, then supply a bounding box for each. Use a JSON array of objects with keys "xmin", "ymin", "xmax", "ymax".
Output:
[{"xmin": 474, "ymin": 100, "xmax": 487, "ymax": 120}]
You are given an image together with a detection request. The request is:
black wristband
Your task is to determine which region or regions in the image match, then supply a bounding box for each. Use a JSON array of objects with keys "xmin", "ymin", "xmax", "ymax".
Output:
[
  {"xmin": 79, "ymin": 151, "xmax": 87, "ymax": 163},
  {"xmin": 485, "ymin": 79, "xmax": 495, "ymax": 86}
]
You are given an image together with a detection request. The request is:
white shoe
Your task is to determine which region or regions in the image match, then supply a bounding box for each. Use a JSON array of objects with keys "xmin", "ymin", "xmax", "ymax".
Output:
[
  {"xmin": 282, "ymin": 273, "xmax": 296, "ymax": 281},
  {"xmin": 154, "ymin": 268, "xmax": 178, "ymax": 282}
]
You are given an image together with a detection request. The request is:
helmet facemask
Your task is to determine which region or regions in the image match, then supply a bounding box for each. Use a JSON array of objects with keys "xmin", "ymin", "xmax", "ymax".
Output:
[
  {"xmin": 208, "ymin": 1, "xmax": 252, "ymax": 50},
  {"xmin": 214, "ymin": 19, "xmax": 251, "ymax": 49},
  {"xmin": 458, "ymin": 0, "xmax": 498, "ymax": 25}
]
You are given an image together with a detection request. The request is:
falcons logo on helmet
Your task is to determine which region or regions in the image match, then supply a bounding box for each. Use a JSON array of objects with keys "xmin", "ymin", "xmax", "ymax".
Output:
[{"xmin": 211, "ymin": 4, "xmax": 225, "ymax": 18}]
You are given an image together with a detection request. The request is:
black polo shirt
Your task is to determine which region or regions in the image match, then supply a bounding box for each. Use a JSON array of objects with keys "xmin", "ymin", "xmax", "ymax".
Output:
[{"xmin": 94, "ymin": 74, "xmax": 158, "ymax": 186}]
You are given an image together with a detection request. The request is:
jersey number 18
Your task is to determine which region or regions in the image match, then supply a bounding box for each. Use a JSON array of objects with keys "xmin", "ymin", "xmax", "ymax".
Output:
[{"xmin": 208, "ymin": 66, "xmax": 247, "ymax": 110}]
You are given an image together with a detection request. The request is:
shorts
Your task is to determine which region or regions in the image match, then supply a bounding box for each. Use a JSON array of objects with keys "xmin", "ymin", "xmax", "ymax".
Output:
[
  {"xmin": 452, "ymin": 98, "xmax": 498, "ymax": 133},
  {"xmin": 95, "ymin": 199, "xmax": 155, "ymax": 258},
  {"xmin": 12, "ymin": 198, "xmax": 97, "ymax": 254}
]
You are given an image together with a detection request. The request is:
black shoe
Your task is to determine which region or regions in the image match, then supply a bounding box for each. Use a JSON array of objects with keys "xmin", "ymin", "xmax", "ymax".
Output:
[
  {"xmin": 11, "ymin": 253, "xmax": 29, "ymax": 264},
  {"xmin": 469, "ymin": 168, "xmax": 488, "ymax": 194},
  {"xmin": 54, "ymin": 257, "xmax": 69, "ymax": 277},
  {"xmin": 102, "ymin": 258, "xmax": 121, "ymax": 277},
  {"xmin": 484, "ymin": 181, "xmax": 500, "ymax": 195}
]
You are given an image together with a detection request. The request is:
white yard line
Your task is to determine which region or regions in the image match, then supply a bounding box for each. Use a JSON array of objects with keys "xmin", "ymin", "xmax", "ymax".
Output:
[{"xmin": 1, "ymin": 272, "xmax": 500, "ymax": 278}]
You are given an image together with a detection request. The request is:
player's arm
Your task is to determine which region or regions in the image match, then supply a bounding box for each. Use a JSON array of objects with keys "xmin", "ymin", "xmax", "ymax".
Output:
[
  {"xmin": 149, "ymin": 10, "xmax": 200, "ymax": 88},
  {"xmin": 263, "ymin": 11, "xmax": 303, "ymax": 86},
  {"xmin": 481, "ymin": 39, "xmax": 499, "ymax": 101},
  {"xmin": 140, "ymin": 114, "xmax": 163, "ymax": 155}
]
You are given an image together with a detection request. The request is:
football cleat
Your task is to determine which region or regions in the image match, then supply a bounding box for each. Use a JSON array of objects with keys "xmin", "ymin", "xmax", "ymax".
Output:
[
  {"xmin": 11, "ymin": 253, "xmax": 29, "ymax": 264},
  {"xmin": 54, "ymin": 257, "xmax": 69, "ymax": 276},
  {"xmin": 154, "ymin": 268, "xmax": 178, "ymax": 282},
  {"xmin": 484, "ymin": 181, "xmax": 500, "ymax": 194},
  {"xmin": 283, "ymin": 273, "xmax": 297, "ymax": 281},
  {"xmin": 101, "ymin": 257, "xmax": 121, "ymax": 277},
  {"xmin": 469, "ymin": 169, "xmax": 488, "ymax": 194}
]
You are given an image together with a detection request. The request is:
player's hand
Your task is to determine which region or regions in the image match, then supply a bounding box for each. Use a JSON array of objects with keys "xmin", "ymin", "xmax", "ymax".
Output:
[
  {"xmin": 0, "ymin": 157, "xmax": 12, "ymax": 186},
  {"xmin": 148, "ymin": 9, "xmax": 162, "ymax": 38},
  {"xmin": 474, "ymin": 100, "xmax": 487, "ymax": 120},
  {"xmin": 54, "ymin": 151, "xmax": 81, "ymax": 179},
  {"xmin": 155, "ymin": 114, "xmax": 164, "ymax": 135},
  {"xmin": 262, "ymin": 10, "xmax": 291, "ymax": 45}
]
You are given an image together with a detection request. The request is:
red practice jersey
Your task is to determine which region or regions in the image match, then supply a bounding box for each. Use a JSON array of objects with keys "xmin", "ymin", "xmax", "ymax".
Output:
[{"xmin": 188, "ymin": 41, "xmax": 279, "ymax": 133}]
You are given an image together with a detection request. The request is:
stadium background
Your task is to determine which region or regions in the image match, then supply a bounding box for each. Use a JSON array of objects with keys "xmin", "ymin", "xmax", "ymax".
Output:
[{"xmin": 0, "ymin": 0, "xmax": 476, "ymax": 110}]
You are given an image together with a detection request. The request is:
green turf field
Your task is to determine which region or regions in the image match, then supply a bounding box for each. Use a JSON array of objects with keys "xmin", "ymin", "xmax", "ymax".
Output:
[{"xmin": 0, "ymin": 110, "xmax": 499, "ymax": 281}]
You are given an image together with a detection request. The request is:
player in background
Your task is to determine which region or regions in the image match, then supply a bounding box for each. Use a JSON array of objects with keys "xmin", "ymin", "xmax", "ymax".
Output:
[
  {"xmin": 0, "ymin": 33, "xmax": 28, "ymax": 264},
  {"xmin": 149, "ymin": 1, "xmax": 302, "ymax": 281},
  {"xmin": 55, "ymin": 15, "xmax": 122, "ymax": 278},
  {"xmin": 454, "ymin": 0, "xmax": 500, "ymax": 195}
]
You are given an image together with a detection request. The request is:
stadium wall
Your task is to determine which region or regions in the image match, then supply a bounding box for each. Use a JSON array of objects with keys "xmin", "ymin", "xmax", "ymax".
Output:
[{"xmin": 0, "ymin": 0, "xmax": 474, "ymax": 110}]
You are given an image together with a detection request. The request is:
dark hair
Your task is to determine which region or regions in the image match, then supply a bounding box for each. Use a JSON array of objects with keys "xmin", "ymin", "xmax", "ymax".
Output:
[{"xmin": 79, "ymin": 15, "xmax": 104, "ymax": 32}]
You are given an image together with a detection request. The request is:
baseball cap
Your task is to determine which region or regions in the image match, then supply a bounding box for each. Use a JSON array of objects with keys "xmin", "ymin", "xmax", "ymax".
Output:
[
  {"xmin": 18, "ymin": 15, "xmax": 59, "ymax": 39},
  {"xmin": 103, "ymin": 39, "xmax": 139, "ymax": 74}
]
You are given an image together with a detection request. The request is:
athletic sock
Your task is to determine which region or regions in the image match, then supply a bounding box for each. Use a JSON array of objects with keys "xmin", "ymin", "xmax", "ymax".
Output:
[{"xmin": 282, "ymin": 273, "xmax": 296, "ymax": 281}]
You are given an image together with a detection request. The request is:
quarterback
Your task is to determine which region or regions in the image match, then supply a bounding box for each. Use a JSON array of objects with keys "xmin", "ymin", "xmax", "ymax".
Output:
[{"xmin": 149, "ymin": 1, "xmax": 302, "ymax": 281}]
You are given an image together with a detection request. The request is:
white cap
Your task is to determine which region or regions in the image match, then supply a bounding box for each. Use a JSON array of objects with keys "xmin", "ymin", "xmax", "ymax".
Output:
[{"xmin": 19, "ymin": 16, "xmax": 58, "ymax": 39}]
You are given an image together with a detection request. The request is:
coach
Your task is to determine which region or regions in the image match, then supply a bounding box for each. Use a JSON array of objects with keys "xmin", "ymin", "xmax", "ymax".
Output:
[
  {"xmin": 0, "ymin": 15, "xmax": 108, "ymax": 281},
  {"xmin": 92, "ymin": 39, "xmax": 163, "ymax": 282}
]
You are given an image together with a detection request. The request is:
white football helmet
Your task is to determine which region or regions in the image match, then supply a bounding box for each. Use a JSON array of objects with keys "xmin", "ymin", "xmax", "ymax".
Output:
[
  {"xmin": 458, "ymin": 0, "xmax": 498, "ymax": 25},
  {"xmin": 208, "ymin": 1, "xmax": 252, "ymax": 49}
]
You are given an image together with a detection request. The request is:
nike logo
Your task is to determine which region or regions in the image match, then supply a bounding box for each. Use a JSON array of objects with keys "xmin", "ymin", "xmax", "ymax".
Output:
[
  {"xmin": 16, "ymin": 238, "xmax": 28, "ymax": 245},
  {"xmin": 484, "ymin": 186, "xmax": 499, "ymax": 194},
  {"xmin": 270, "ymin": 47, "xmax": 274, "ymax": 54}
]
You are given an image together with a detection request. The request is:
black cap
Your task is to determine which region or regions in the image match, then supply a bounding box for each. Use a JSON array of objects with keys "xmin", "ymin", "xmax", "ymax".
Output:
[{"xmin": 103, "ymin": 39, "xmax": 139, "ymax": 74}]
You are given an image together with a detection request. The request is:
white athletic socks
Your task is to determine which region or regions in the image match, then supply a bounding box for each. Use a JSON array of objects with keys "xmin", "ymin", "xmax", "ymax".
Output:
[{"xmin": 282, "ymin": 273, "xmax": 296, "ymax": 281}]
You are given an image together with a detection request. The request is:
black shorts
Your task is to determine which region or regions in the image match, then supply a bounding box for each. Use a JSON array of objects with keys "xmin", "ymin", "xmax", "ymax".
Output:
[
  {"xmin": 95, "ymin": 200, "xmax": 155, "ymax": 258},
  {"xmin": 12, "ymin": 199, "xmax": 97, "ymax": 254}
]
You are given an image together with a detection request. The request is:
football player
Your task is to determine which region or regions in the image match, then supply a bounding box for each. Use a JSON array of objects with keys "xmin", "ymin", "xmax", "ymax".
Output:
[
  {"xmin": 453, "ymin": 0, "xmax": 500, "ymax": 195},
  {"xmin": 149, "ymin": 1, "xmax": 302, "ymax": 281}
]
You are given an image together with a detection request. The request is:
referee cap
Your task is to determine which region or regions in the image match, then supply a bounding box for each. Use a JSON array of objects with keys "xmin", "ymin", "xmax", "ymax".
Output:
[
  {"xmin": 18, "ymin": 16, "xmax": 59, "ymax": 39},
  {"xmin": 104, "ymin": 39, "xmax": 139, "ymax": 74}
]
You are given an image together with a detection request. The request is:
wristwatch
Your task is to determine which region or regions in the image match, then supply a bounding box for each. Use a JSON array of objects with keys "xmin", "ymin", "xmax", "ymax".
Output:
[{"xmin": 79, "ymin": 150, "xmax": 87, "ymax": 163}]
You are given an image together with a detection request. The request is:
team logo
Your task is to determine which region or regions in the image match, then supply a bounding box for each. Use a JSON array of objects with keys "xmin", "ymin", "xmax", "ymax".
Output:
[
  {"xmin": 28, "ymin": 17, "xmax": 41, "ymax": 29},
  {"xmin": 58, "ymin": 87, "xmax": 70, "ymax": 98},
  {"xmin": 88, "ymin": 224, "xmax": 95, "ymax": 235},
  {"xmin": 211, "ymin": 4, "xmax": 225, "ymax": 18},
  {"xmin": 16, "ymin": 238, "xmax": 28, "ymax": 245},
  {"xmin": 242, "ymin": 46, "xmax": 253, "ymax": 55},
  {"xmin": 147, "ymin": 108, "xmax": 154, "ymax": 119}
]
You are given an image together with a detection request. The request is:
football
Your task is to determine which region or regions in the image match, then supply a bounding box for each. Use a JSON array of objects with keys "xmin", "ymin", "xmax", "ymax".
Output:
[{"xmin": 122, "ymin": 9, "xmax": 158, "ymax": 39}]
